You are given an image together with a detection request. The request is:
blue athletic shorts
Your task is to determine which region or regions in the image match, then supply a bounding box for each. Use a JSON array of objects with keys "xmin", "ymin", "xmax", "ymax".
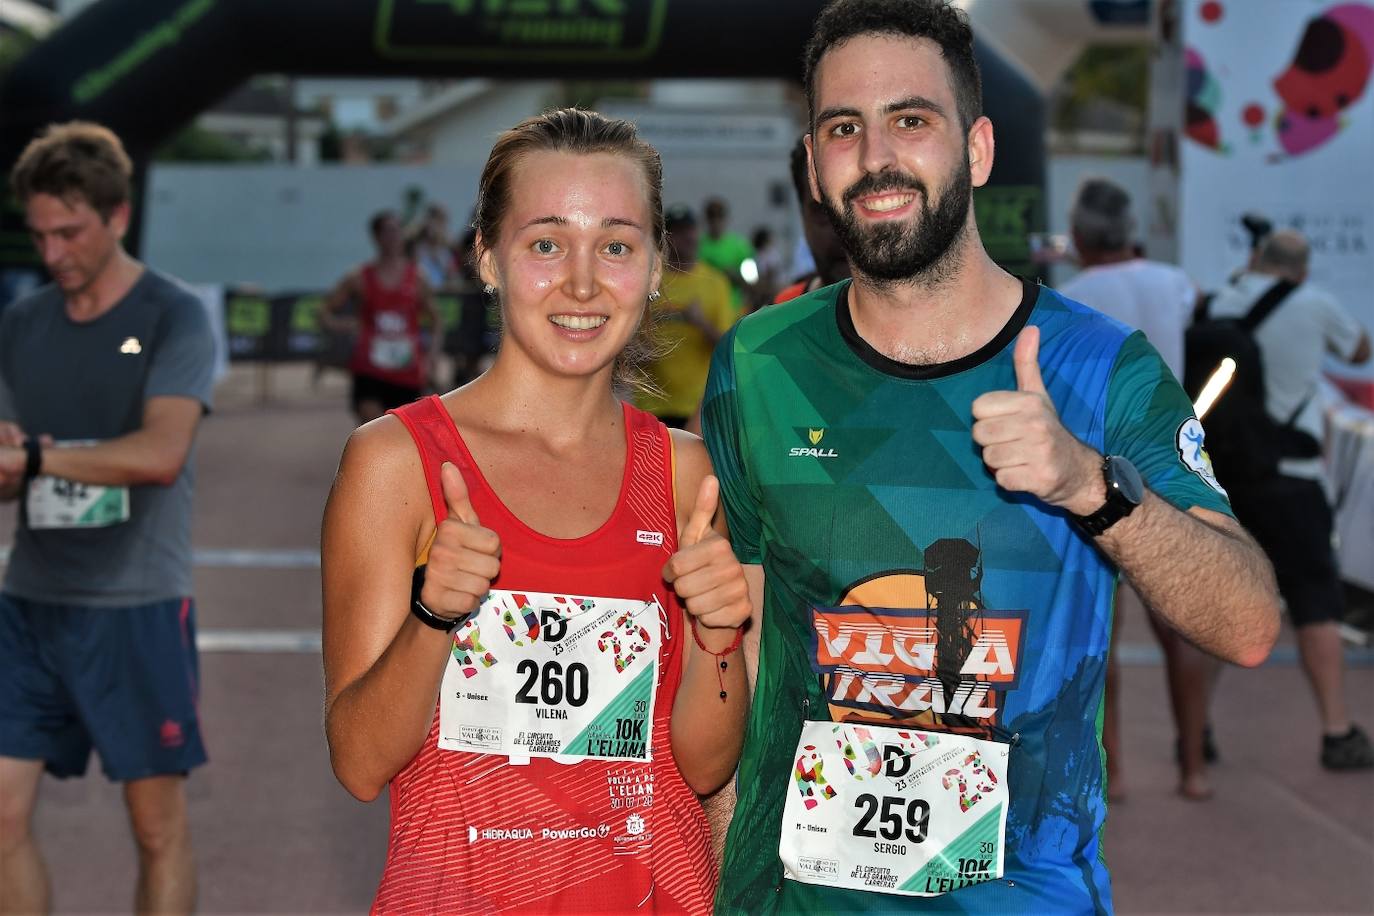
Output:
[{"xmin": 0, "ymin": 592, "xmax": 208, "ymax": 781}]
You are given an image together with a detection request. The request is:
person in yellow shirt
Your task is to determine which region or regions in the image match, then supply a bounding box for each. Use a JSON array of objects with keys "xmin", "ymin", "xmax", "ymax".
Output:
[{"xmin": 640, "ymin": 205, "xmax": 736, "ymax": 427}]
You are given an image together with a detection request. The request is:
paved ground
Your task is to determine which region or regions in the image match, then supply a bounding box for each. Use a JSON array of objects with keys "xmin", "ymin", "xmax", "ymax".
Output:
[{"xmin": 3, "ymin": 364, "xmax": 1371, "ymax": 914}]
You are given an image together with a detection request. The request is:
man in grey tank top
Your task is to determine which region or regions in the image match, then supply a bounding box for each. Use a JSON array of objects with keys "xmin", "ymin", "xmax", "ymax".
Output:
[{"xmin": 0, "ymin": 122, "xmax": 214, "ymax": 914}]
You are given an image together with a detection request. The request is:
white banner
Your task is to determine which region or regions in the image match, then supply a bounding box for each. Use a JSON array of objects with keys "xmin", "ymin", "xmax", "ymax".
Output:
[{"xmin": 1179, "ymin": 0, "xmax": 1374, "ymax": 371}]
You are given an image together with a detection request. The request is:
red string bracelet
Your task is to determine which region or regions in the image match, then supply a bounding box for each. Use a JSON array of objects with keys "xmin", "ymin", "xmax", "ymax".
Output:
[{"xmin": 688, "ymin": 616, "xmax": 745, "ymax": 702}]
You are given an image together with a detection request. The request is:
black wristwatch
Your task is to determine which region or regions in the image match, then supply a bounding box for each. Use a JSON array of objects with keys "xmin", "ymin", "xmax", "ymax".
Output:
[
  {"xmin": 409, "ymin": 564, "xmax": 464, "ymax": 632},
  {"xmin": 21, "ymin": 437, "xmax": 43, "ymax": 480},
  {"xmin": 1072, "ymin": 455, "xmax": 1143, "ymax": 537}
]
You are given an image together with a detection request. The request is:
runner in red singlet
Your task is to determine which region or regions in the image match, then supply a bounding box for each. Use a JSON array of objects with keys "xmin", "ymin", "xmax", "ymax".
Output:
[
  {"xmin": 322, "ymin": 109, "xmax": 752, "ymax": 915},
  {"xmin": 323, "ymin": 210, "xmax": 442, "ymax": 424}
]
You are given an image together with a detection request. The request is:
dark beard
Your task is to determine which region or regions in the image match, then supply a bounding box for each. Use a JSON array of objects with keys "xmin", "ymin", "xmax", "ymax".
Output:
[{"xmin": 820, "ymin": 158, "xmax": 972, "ymax": 285}]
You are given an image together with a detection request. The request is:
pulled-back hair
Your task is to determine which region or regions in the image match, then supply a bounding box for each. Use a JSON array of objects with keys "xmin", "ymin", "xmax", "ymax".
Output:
[
  {"xmin": 472, "ymin": 108, "xmax": 666, "ymax": 396},
  {"xmin": 804, "ymin": 0, "xmax": 982, "ymax": 133},
  {"xmin": 474, "ymin": 108, "xmax": 664, "ymax": 256},
  {"xmin": 10, "ymin": 121, "xmax": 133, "ymax": 220}
]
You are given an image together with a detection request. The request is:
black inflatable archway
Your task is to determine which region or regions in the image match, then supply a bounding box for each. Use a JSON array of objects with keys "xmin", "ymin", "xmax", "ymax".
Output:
[{"xmin": 0, "ymin": 0, "xmax": 1044, "ymax": 282}]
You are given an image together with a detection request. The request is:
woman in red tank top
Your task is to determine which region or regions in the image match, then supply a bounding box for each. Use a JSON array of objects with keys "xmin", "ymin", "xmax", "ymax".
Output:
[
  {"xmin": 322, "ymin": 110, "xmax": 752, "ymax": 915},
  {"xmin": 322, "ymin": 210, "xmax": 442, "ymax": 425}
]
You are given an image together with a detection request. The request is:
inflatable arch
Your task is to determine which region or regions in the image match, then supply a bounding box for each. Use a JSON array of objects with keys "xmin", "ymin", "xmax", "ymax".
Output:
[{"xmin": 0, "ymin": 0, "xmax": 1044, "ymax": 277}]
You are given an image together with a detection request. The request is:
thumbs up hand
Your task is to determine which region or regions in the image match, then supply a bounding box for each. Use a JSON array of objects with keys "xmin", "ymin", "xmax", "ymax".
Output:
[
  {"xmin": 662, "ymin": 475, "xmax": 751, "ymax": 641},
  {"xmin": 419, "ymin": 462, "xmax": 502, "ymax": 622},
  {"xmin": 970, "ymin": 327, "xmax": 1105, "ymax": 515}
]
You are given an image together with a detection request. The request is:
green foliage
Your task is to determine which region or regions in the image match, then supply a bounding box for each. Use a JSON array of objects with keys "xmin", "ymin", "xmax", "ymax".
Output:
[
  {"xmin": 155, "ymin": 125, "xmax": 271, "ymax": 162},
  {"xmin": 0, "ymin": 26, "xmax": 40, "ymax": 80},
  {"xmin": 1054, "ymin": 42, "xmax": 1150, "ymax": 134}
]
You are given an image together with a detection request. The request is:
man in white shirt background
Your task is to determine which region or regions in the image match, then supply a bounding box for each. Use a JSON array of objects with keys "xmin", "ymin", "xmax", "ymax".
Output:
[
  {"xmin": 1061, "ymin": 177, "xmax": 1218, "ymax": 799},
  {"xmin": 1205, "ymin": 229, "xmax": 1372, "ymax": 771}
]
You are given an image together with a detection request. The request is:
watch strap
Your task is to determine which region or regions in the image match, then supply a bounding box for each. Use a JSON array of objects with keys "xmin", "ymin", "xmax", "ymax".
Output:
[
  {"xmin": 1073, "ymin": 456, "xmax": 1137, "ymax": 537},
  {"xmin": 22, "ymin": 437, "xmax": 42, "ymax": 480},
  {"xmin": 1074, "ymin": 501, "xmax": 1120, "ymax": 537},
  {"xmin": 410, "ymin": 564, "xmax": 463, "ymax": 632}
]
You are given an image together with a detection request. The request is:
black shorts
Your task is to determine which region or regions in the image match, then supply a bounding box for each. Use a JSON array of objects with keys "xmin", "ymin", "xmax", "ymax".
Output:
[
  {"xmin": 1227, "ymin": 475, "xmax": 1344, "ymax": 627},
  {"xmin": 351, "ymin": 374, "xmax": 421, "ymax": 413}
]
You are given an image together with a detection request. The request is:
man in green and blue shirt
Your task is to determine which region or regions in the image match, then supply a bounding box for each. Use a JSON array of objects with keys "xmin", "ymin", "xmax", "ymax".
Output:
[{"xmin": 701, "ymin": 1, "xmax": 1283, "ymax": 912}]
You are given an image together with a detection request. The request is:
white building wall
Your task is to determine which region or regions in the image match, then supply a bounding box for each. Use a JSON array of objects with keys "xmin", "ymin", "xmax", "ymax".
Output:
[
  {"xmin": 142, "ymin": 154, "xmax": 808, "ymax": 293},
  {"xmin": 144, "ymin": 93, "xmax": 816, "ymax": 293},
  {"xmin": 648, "ymin": 79, "xmax": 793, "ymax": 108},
  {"xmin": 423, "ymin": 82, "xmax": 561, "ymax": 167},
  {"xmin": 294, "ymin": 78, "xmax": 429, "ymax": 133},
  {"xmin": 144, "ymin": 164, "xmax": 481, "ymax": 290}
]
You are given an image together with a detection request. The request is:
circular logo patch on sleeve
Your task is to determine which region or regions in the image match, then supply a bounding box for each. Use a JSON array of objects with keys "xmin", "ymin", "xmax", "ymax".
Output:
[{"xmin": 1176, "ymin": 417, "xmax": 1227, "ymax": 496}]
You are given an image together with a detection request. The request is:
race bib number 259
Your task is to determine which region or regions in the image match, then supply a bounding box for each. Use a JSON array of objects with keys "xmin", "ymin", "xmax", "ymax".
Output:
[{"xmin": 780, "ymin": 721, "xmax": 1010, "ymax": 897}]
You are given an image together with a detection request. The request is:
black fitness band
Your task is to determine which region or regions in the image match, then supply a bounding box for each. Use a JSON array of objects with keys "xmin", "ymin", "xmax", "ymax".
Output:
[
  {"xmin": 22, "ymin": 437, "xmax": 42, "ymax": 480},
  {"xmin": 410, "ymin": 564, "xmax": 464, "ymax": 632}
]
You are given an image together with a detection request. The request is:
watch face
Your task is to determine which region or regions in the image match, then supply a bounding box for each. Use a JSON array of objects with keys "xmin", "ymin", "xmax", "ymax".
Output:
[{"xmin": 1107, "ymin": 456, "xmax": 1144, "ymax": 505}]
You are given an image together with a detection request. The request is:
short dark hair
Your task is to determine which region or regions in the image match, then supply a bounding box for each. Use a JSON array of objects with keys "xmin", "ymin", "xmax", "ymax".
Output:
[
  {"xmin": 369, "ymin": 210, "xmax": 397, "ymax": 239},
  {"xmin": 665, "ymin": 203, "xmax": 696, "ymax": 230},
  {"xmin": 9, "ymin": 121, "xmax": 132, "ymax": 220},
  {"xmin": 1070, "ymin": 178, "xmax": 1133, "ymax": 253},
  {"xmin": 788, "ymin": 136, "xmax": 811, "ymax": 207},
  {"xmin": 804, "ymin": 0, "xmax": 982, "ymax": 133}
]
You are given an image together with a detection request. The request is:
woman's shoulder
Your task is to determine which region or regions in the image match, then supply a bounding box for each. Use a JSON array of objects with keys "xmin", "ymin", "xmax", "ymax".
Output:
[
  {"xmin": 326, "ymin": 413, "xmax": 435, "ymax": 560},
  {"xmin": 338, "ymin": 413, "xmax": 426, "ymax": 489},
  {"xmin": 667, "ymin": 427, "xmax": 711, "ymax": 495},
  {"xmin": 667, "ymin": 424, "xmax": 708, "ymax": 461}
]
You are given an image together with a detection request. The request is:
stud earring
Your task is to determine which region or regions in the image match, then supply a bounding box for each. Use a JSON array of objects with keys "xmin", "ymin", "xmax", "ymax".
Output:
[
  {"xmin": 483, "ymin": 283, "xmax": 496, "ymax": 295},
  {"xmin": 648, "ymin": 290, "xmax": 661, "ymax": 302}
]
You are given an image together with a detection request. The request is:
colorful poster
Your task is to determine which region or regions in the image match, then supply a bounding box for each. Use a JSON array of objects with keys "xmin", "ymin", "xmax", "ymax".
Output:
[{"xmin": 1179, "ymin": 0, "xmax": 1374, "ymax": 349}]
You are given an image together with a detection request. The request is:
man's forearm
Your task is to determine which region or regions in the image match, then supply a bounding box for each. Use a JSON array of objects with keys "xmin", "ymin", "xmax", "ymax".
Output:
[
  {"xmin": 968, "ymin": 326, "xmax": 1281, "ymax": 668},
  {"xmin": 1096, "ymin": 491, "xmax": 1280, "ymax": 667},
  {"xmin": 30, "ymin": 433, "xmax": 187, "ymax": 488}
]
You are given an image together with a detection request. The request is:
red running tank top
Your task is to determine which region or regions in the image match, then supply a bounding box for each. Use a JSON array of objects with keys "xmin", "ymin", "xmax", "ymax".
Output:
[
  {"xmin": 375, "ymin": 396, "xmax": 716, "ymax": 915},
  {"xmin": 351, "ymin": 262, "xmax": 425, "ymax": 388}
]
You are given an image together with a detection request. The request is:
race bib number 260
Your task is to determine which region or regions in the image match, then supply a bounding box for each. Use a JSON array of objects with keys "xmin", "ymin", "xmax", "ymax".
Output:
[{"xmin": 438, "ymin": 589, "xmax": 661, "ymax": 762}]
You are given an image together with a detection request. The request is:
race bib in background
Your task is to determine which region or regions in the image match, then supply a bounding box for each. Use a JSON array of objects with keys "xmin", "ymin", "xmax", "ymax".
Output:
[
  {"xmin": 368, "ymin": 334, "xmax": 415, "ymax": 370},
  {"xmin": 25, "ymin": 441, "xmax": 130, "ymax": 530}
]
